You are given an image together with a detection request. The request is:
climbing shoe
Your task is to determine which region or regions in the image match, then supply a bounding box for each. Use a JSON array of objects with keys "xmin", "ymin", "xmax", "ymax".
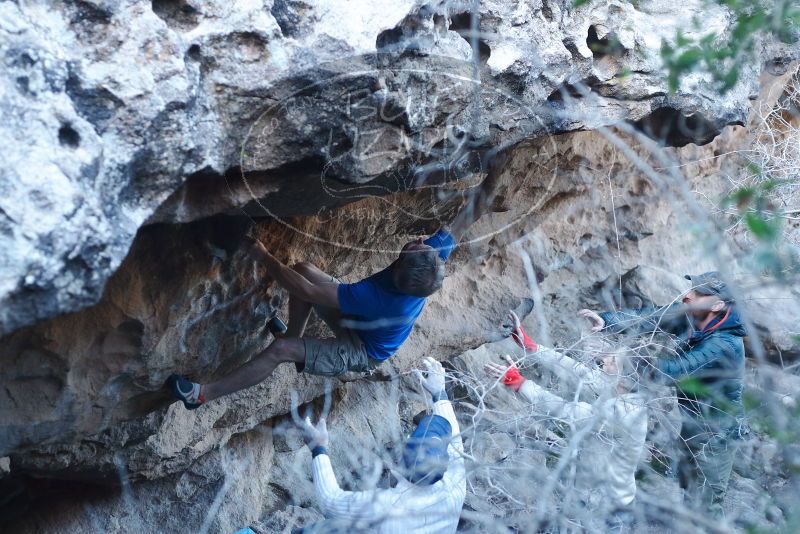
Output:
[
  {"xmin": 254, "ymin": 303, "xmax": 287, "ymax": 336},
  {"xmin": 167, "ymin": 374, "xmax": 204, "ymax": 410}
]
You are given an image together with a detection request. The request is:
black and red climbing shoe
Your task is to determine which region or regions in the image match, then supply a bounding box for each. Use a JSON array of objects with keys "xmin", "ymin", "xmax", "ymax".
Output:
[{"xmin": 167, "ymin": 374, "xmax": 204, "ymax": 410}]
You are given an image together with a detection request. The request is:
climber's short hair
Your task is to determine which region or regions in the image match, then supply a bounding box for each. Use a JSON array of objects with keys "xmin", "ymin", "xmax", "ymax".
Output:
[{"xmin": 394, "ymin": 249, "xmax": 445, "ymax": 297}]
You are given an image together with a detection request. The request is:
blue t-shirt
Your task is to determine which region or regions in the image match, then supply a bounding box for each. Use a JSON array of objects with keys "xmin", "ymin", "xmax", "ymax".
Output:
[{"xmin": 337, "ymin": 230, "xmax": 456, "ymax": 360}]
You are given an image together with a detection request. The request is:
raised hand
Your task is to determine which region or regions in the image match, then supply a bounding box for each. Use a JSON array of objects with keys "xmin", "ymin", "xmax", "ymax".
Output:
[
  {"xmin": 414, "ymin": 357, "xmax": 446, "ymax": 395},
  {"xmin": 299, "ymin": 415, "xmax": 329, "ymax": 450},
  {"xmin": 504, "ymin": 310, "xmax": 538, "ymax": 352},
  {"xmin": 578, "ymin": 309, "xmax": 605, "ymax": 332},
  {"xmin": 484, "ymin": 354, "xmax": 526, "ymax": 392},
  {"xmin": 507, "ymin": 310, "xmax": 522, "ymax": 332},
  {"xmin": 243, "ymin": 234, "xmax": 268, "ymax": 261}
]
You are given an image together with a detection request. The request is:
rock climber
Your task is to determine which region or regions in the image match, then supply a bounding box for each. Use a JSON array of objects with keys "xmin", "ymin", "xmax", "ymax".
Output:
[
  {"xmin": 167, "ymin": 225, "xmax": 455, "ymax": 409},
  {"xmin": 484, "ymin": 310, "xmax": 649, "ymax": 524},
  {"xmin": 578, "ymin": 271, "xmax": 747, "ymax": 518},
  {"xmin": 167, "ymin": 165, "xmax": 498, "ymax": 409},
  {"xmin": 297, "ymin": 357, "xmax": 465, "ymax": 533}
]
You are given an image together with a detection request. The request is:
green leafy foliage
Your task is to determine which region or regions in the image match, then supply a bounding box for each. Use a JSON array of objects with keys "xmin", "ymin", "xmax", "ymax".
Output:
[
  {"xmin": 744, "ymin": 212, "xmax": 780, "ymax": 242},
  {"xmin": 677, "ymin": 377, "xmax": 711, "ymax": 396},
  {"xmin": 742, "ymin": 391, "xmax": 763, "ymax": 411},
  {"xmin": 647, "ymin": 449, "xmax": 671, "ymax": 475},
  {"xmin": 754, "ymin": 414, "xmax": 800, "ymax": 445},
  {"xmin": 723, "ymin": 174, "xmax": 800, "ymax": 278},
  {"xmin": 666, "ymin": 0, "xmax": 799, "ymax": 92},
  {"xmin": 724, "ymin": 174, "xmax": 785, "ymax": 245}
]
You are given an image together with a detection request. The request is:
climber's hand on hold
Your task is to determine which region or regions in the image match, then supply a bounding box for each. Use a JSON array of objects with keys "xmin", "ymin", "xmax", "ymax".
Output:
[
  {"xmin": 578, "ymin": 309, "xmax": 605, "ymax": 332},
  {"xmin": 244, "ymin": 235, "xmax": 268, "ymax": 261},
  {"xmin": 299, "ymin": 415, "xmax": 329, "ymax": 450},
  {"xmin": 505, "ymin": 310, "xmax": 538, "ymax": 352},
  {"xmin": 499, "ymin": 310, "xmax": 521, "ymax": 337},
  {"xmin": 484, "ymin": 354, "xmax": 526, "ymax": 392},
  {"xmin": 414, "ymin": 357, "xmax": 446, "ymax": 396}
]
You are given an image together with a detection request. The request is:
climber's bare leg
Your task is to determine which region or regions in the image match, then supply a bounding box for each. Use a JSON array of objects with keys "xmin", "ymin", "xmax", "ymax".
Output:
[
  {"xmin": 286, "ymin": 262, "xmax": 337, "ymax": 338},
  {"xmin": 202, "ymin": 337, "xmax": 305, "ymax": 401}
]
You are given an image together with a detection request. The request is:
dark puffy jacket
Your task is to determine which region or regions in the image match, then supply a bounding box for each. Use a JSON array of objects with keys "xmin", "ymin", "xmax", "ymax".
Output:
[{"xmin": 599, "ymin": 304, "xmax": 746, "ymax": 429}]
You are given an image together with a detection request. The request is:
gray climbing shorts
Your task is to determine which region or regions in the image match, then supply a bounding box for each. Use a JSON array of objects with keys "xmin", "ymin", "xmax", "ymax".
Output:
[{"xmin": 299, "ymin": 304, "xmax": 380, "ymax": 377}]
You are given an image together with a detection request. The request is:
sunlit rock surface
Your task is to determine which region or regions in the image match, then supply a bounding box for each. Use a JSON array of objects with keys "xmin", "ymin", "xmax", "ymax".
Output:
[
  {"xmin": 1, "ymin": 0, "xmax": 799, "ymax": 531},
  {"xmin": 2, "ymin": 0, "xmax": 795, "ymax": 335}
]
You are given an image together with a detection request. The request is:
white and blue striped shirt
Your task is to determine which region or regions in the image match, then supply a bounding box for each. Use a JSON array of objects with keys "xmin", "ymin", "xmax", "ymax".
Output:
[{"xmin": 311, "ymin": 399, "xmax": 466, "ymax": 533}]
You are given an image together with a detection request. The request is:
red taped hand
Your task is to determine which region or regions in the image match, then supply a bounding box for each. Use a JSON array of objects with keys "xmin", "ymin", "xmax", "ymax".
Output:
[
  {"xmin": 510, "ymin": 327, "xmax": 538, "ymax": 353},
  {"xmin": 502, "ymin": 366, "xmax": 526, "ymax": 391}
]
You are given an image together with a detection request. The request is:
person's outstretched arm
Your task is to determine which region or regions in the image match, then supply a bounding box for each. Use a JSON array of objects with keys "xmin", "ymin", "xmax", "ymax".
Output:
[
  {"xmin": 299, "ymin": 417, "xmax": 389, "ymax": 523},
  {"xmin": 442, "ymin": 185, "xmax": 491, "ymax": 244},
  {"xmin": 247, "ymin": 238, "xmax": 338, "ymax": 308},
  {"xmin": 533, "ymin": 346, "xmax": 612, "ymax": 394},
  {"xmin": 415, "ymin": 358, "xmax": 467, "ymax": 521},
  {"xmin": 579, "ymin": 306, "xmax": 738, "ymax": 382},
  {"xmin": 579, "ymin": 303, "xmax": 685, "ymax": 336},
  {"xmin": 485, "ymin": 355, "xmax": 594, "ymax": 423},
  {"xmin": 506, "ymin": 311, "xmax": 611, "ymax": 394},
  {"xmin": 415, "ymin": 358, "xmax": 466, "ymax": 506},
  {"xmin": 435, "ymin": 149, "xmax": 508, "ymax": 244},
  {"xmin": 657, "ymin": 335, "xmax": 742, "ymax": 379},
  {"xmin": 311, "ymin": 453, "xmax": 388, "ymax": 523},
  {"xmin": 423, "ymin": 228, "xmax": 458, "ymax": 261}
]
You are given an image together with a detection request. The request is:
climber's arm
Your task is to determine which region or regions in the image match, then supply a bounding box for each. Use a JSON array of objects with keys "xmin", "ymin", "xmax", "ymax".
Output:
[
  {"xmin": 517, "ymin": 380, "xmax": 595, "ymax": 422},
  {"xmin": 423, "ymin": 229, "xmax": 458, "ymax": 261},
  {"xmin": 533, "ymin": 346, "xmax": 612, "ymax": 393},
  {"xmin": 248, "ymin": 241, "xmax": 339, "ymax": 308},
  {"xmin": 312, "ymin": 452, "xmax": 389, "ymax": 523},
  {"xmin": 505, "ymin": 312, "xmax": 609, "ymax": 390},
  {"xmin": 445, "ymin": 205, "xmax": 475, "ymax": 244},
  {"xmin": 656, "ymin": 336, "xmax": 735, "ymax": 379},
  {"xmin": 442, "ymin": 149, "xmax": 507, "ymax": 243},
  {"xmin": 299, "ymin": 417, "xmax": 390, "ymax": 524},
  {"xmin": 596, "ymin": 303, "xmax": 686, "ymax": 336},
  {"xmin": 484, "ymin": 355, "xmax": 594, "ymax": 422},
  {"xmin": 445, "ymin": 182, "xmax": 490, "ymax": 243}
]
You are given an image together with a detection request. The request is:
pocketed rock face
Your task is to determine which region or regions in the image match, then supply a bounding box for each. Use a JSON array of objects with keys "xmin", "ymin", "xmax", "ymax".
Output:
[
  {"xmin": 2, "ymin": 0, "xmax": 797, "ymax": 336},
  {"xmin": 3, "ymin": 66, "xmax": 800, "ymax": 531},
  {"xmin": 2, "ymin": 0, "xmax": 800, "ymax": 531},
  {"xmin": 6, "ymin": 426, "xmax": 279, "ymax": 534},
  {"xmin": 6, "ymin": 370, "xmax": 443, "ymax": 533}
]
